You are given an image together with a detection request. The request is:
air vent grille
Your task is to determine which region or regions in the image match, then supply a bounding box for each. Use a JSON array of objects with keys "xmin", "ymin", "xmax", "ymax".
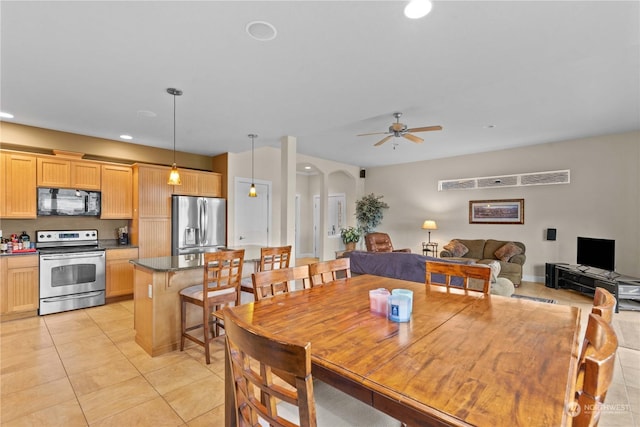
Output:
[{"xmin": 438, "ymin": 170, "xmax": 570, "ymax": 191}]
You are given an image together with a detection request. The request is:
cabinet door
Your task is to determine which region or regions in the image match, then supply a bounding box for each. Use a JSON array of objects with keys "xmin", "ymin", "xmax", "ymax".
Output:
[
  {"xmin": 71, "ymin": 161, "xmax": 101, "ymax": 190},
  {"xmin": 37, "ymin": 157, "xmax": 70, "ymax": 187},
  {"xmin": 171, "ymin": 170, "xmax": 222, "ymax": 197},
  {"xmin": 135, "ymin": 165, "xmax": 172, "ymax": 218},
  {"xmin": 1, "ymin": 153, "xmax": 37, "ymax": 218},
  {"xmin": 136, "ymin": 219, "xmax": 171, "ymax": 258},
  {"xmin": 101, "ymin": 165, "xmax": 133, "ymax": 219},
  {"xmin": 174, "ymin": 169, "xmax": 198, "ymax": 195},
  {"xmin": 198, "ymin": 172, "xmax": 222, "ymax": 197},
  {"xmin": 1, "ymin": 255, "xmax": 39, "ymax": 315},
  {"xmin": 106, "ymin": 248, "xmax": 139, "ymax": 297}
]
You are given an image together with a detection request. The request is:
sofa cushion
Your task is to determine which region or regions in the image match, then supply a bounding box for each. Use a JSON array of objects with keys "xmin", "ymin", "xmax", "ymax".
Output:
[
  {"xmin": 494, "ymin": 242, "xmax": 523, "ymax": 262},
  {"xmin": 443, "ymin": 240, "xmax": 469, "ymax": 257},
  {"xmin": 447, "ymin": 239, "xmax": 485, "ymax": 259}
]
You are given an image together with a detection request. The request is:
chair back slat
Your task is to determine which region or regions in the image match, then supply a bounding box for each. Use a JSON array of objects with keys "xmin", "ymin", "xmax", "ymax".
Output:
[
  {"xmin": 252, "ymin": 265, "xmax": 311, "ymax": 301},
  {"xmin": 426, "ymin": 261, "xmax": 491, "ymax": 294},
  {"xmin": 224, "ymin": 307, "xmax": 317, "ymax": 427},
  {"xmin": 308, "ymin": 258, "xmax": 351, "ymax": 287},
  {"xmin": 572, "ymin": 313, "xmax": 618, "ymax": 427},
  {"xmin": 204, "ymin": 249, "xmax": 245, "ymax": 304},
  {"xmin": 259, "ymin": 245, "xmax": 292, "ymax": 272}
]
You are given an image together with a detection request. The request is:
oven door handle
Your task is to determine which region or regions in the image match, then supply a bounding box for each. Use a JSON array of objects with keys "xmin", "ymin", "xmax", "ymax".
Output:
[
  {"xmin": 41, "ymin": 252, "xmax": 105, "ymax": 261},
  {"xmin": 41, "ymin": 291, "xmax": 104, "ymax": 302}
]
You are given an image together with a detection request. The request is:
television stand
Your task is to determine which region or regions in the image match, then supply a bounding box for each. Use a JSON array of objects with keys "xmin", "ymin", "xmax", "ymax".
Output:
[{"xmin": 554, "ymin": 265, "xmax": 640, "ymax": 312}]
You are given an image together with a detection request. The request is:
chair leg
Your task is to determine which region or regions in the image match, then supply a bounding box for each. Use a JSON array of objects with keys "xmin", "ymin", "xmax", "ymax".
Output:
[
  {"xmin": 180, "ymin": 298, "xmax": 186, "ymax": 352},
  {"xmin": 203, "ymin": 304, "xmax": 211, "ymax": 364}
]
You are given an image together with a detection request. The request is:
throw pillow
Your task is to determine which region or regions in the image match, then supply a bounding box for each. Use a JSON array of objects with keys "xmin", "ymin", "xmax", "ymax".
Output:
[
  {"xmin": 444, "ymin": 240, "xmax": 469, "ymax": 257},
  {"xmin": 494, "ymin": 242, "xmax": 523, "ymax": 262}
]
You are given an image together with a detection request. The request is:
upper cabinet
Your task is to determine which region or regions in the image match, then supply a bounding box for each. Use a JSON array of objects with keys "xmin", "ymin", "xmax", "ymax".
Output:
[
  {"xmin": 37, "ymin": 157, "xmax": 101, "ymax": 190},
  {"xmin": 1, "ymin": 152, "xmax": 37, "ymax": 218},
  {"xmin": 172, "ymin": 169, "xmax": 222, "ymax": 197},
  {"xmin": 101, "ymin": 164, "xmax": 133, "ymax": 219}
]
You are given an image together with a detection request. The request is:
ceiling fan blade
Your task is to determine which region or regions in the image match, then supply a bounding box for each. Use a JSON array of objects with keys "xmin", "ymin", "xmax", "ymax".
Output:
[
  {"xmin": 357, "ymin": 131, "xmax": 390, "ymax": 137},
  {"xmin": 403, "ymin": 133, "xmax": 424, "ymax": 144},
  {"xmin": 374, "ymin": 135, "xmax": 394, "ymax": 146},
  {"xmin": 406, "ymin": 125, "xmax": 443, "ymax": 133}
]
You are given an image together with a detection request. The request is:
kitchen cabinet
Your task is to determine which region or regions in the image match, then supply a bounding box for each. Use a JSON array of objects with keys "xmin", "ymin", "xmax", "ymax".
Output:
[
  {"xmin": 37, "ymin": 157, "xmax": 101, "ymax": 189},
  {"xmin": 174, "ymin": 169, "xmax": 222, "ymax": 197},
  {"xmin": 71, "ymin": 161, "xmax": 101, "ymax": 190},
  {"xmin": 131, "ymin": 164, "xmax": 173, "ymax": 257},
  {"xmin": 1, "ymin": 152, "xmax": 37, "ymax": 218},
  {"xmin": 0, "ymin": 255, "xmax": 39, "ymax": 321},
  {"xmin": 106, "ymin": 247, "xmax": 139, "ymax": 298},
  {"xmin": 101, "ymin": 164, "xmax": 133, "ymax": 219}
]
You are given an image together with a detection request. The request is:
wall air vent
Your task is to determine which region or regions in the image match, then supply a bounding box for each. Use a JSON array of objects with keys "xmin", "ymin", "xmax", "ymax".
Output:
[{"xmin": 438, "ymin": 170, "xmax": 570, "ymax": 191}]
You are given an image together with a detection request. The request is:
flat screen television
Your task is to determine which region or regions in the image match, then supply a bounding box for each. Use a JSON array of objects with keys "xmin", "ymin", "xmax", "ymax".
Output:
[{"xmin": 577, "ymin": 237, "xmax": 615, "ymax": 272}]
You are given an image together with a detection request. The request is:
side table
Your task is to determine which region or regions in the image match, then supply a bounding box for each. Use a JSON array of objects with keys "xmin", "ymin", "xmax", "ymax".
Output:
[{"xmin": 422, "ymin": 242, "xmax": 438, "ymax": 257}]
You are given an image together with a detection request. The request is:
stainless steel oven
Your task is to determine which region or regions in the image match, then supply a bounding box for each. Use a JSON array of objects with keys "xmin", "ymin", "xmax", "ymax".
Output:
[{"xmin": 37, "ymin": 229, "xmax": 106, "ymax": 315}]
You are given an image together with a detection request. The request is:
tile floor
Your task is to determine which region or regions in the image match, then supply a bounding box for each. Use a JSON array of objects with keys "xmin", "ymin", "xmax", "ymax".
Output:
[{"xmin": 1, "ymin": 282, "xmax": 638, "ymax": 426}]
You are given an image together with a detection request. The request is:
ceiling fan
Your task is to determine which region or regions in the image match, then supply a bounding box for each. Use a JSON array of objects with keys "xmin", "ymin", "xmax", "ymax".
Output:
[{"xmin": 357, "ymin": 112, "xmax": 442, "ymax": 147}]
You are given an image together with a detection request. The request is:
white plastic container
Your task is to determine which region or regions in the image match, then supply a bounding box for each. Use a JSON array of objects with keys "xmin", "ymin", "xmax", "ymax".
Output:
[{"xmin": 388, "ymin": 294, "xmax": 411, "ymax": 322}]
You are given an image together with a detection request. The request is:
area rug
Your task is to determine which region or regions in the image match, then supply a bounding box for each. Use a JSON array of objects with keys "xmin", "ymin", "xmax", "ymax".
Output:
[{"xmin": 511, "ymin": 294, "xmax": 557, "ymax": 304}]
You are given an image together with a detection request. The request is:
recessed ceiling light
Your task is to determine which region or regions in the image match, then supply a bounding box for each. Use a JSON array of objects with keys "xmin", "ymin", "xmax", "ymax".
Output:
[
  {"xmin": 0, "ymin": 111, "xmax": 15, "ymax": 119},
  {"xmin": 484, "ymin": 124, "xmax": 496, "ymax": 129},
  {"xmin": 304, "ymin": 166, "xmax": 312, "ymax": 170},
  {"xmin": 120, "ymin": 134, "xmax": 133, "ymax": 140},
  {"xmin": 404, "ymin": 0, "xmax": 433, "ymax": 19},
  {"xmin": 246, "ymin": 21, "xmax": 277, "ymax": 41},
  {"xmin": 137, "ymin": 110, "xmax": 157, "ymax": 118}
]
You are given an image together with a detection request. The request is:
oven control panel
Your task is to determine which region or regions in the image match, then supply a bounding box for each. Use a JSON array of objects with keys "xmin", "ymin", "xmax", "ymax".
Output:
[{"xmin": 36, "ymin": 229, "xmax": 98, "ymax": 243}]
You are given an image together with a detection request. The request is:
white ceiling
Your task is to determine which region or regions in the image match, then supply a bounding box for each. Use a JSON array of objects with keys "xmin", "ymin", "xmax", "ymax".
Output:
[{"xmin": 1, "ymin": 1, "xmax": 638, "ymax": 169}]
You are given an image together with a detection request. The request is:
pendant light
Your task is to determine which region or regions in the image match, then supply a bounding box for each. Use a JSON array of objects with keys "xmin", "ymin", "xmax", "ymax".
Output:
[
  {"xmin": 167, "ymin": 87, "xmax": 183, "ymax": 185},
  {"xmin": 248, "ymin": 134, "xmax": 258, "ymax": 197}
]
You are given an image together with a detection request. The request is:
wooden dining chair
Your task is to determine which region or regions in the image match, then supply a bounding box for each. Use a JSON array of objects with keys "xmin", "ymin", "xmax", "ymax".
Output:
[
  {"xmin": 260, "ymin": 245, "xmax": 292, "ymax": 271},
  {"xmin": 223, "ymin": 307, "xmax": 403, "ymax": 427},
  {"xmin": 252, "ymin": 265, "xmax": 311, "ymax": 301},
  {"xmin": 592, "ymin": 287, "xmax": 616, "ymax": 323},
  {"xmin": 572, "ymin": 313, "xmax": 618, "ymax": 427},
  {"xmin": 179, "ymin": 249, "xmax": 244, "ymax": 364},
  {"xmin": 241, "ymin": 245, "xmax": 292, "ymax": 292},
  {"xmin": 308, "ymin": 258, "xmax": 351, "ymax": 287},
  {"xmin": 425, "ymin": 261, "xmax": 491, "ymax": 294}
]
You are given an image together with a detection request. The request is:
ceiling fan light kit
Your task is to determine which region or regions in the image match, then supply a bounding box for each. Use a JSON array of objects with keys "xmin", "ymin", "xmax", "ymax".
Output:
[{"xmin": 358, "ymin": 111, "xmax": 442, "ymax": 147}]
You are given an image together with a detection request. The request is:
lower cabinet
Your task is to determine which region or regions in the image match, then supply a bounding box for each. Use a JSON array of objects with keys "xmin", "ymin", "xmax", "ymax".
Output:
[
  {"xmin": 0, "ymin": 255, "xmax": 39, "ymax": 320},
  {"xmin": 106, "ymin": 248, "xmax": 139, "ymax": 298}
]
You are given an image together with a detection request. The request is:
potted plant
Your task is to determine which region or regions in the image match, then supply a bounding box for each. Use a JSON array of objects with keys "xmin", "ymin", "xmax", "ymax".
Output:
[
  {"xmin": 340, "ymin": 226, "xmax": 361, "ymax": 251},
  {"xmin": 355, "ymin": 193, "xmax": 389, "ymax": 234}
]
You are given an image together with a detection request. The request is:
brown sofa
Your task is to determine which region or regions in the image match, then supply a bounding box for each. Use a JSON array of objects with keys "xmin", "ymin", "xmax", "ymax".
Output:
[{"xmin": 440, "ymin": 239, "xmax": 526, "ymax": 286}]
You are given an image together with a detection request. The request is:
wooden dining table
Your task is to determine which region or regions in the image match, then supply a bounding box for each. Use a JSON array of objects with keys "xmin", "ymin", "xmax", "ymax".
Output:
[{"xmin": 224, "ymin": 274, "xmax": 582, "ymax": 426}]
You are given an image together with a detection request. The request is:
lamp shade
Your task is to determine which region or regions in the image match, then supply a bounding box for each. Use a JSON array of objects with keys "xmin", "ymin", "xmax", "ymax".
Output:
[{"xmin": 422, "ymin": 220, "xmax": 438, "ymax": 230}]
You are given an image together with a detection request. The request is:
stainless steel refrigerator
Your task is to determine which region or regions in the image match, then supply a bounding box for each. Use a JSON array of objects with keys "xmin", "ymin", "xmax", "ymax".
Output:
[{"xmin": 171, "ymin": 195, "xmax": 226, "ymax": 255}]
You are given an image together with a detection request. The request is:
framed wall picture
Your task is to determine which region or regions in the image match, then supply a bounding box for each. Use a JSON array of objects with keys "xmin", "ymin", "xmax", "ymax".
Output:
[{"xmin": 469, "ymin": 199, "xmax": 524, "ymax": 224}]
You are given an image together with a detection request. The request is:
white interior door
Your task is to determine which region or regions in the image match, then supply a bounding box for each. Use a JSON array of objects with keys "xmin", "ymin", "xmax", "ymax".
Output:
[
  {"xmin": 313, "ymin": 195, "xmax": 320, "ymax": 257},
  {"xmin": 235, "ymin": 179, "xmax": 270, "ymax": 246}
]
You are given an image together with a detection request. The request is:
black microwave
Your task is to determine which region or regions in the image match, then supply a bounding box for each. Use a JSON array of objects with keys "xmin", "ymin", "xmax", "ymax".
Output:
[{"xmin": 37, "ymin": 188, "xmax": 101, "ymax": 216}]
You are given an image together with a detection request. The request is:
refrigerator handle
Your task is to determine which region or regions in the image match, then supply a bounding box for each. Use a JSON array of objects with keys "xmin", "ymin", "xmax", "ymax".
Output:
[{"xmin": 201, "ymin": 198, "xmax": 208, "ymax": 245}]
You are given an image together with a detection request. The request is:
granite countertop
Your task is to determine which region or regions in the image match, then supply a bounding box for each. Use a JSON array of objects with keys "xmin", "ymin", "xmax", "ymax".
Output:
[
  {"xmin": 130, "ymin": 254, "xmax": 209, "ymax": 272},
  {"xmin": 130, "ymin": 245, "xmax": 262, "ymax": 272},
  {"xmin": 99, "ymin": 240, "xmax": 139, "ymax": 250}
]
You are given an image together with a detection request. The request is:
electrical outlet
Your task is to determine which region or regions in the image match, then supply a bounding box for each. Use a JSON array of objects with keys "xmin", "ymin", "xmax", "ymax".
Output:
[{"xmin": 147, "ymin": 284, "xmax": 152, "ymax": 298}]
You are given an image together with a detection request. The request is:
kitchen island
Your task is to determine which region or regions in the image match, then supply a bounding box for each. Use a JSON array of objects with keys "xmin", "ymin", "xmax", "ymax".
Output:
[{"xmin": 130, "ymin": 247, "xmax": 261, "ymax": 357}]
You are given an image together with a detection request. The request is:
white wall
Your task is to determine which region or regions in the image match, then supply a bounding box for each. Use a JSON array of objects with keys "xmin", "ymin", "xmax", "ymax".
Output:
[
  {"xmin": 227, "ymin": 145, "xmax": 362, "ymax": 261},
  {"xmin": 362, "ymin": 131, "xmax": 640, "ymax": 281}
]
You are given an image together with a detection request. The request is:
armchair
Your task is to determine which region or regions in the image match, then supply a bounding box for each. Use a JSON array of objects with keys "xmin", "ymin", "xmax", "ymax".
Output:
[{"xmin": 364, "ymin": 232, "xmax": 411, "ymax": 253}]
